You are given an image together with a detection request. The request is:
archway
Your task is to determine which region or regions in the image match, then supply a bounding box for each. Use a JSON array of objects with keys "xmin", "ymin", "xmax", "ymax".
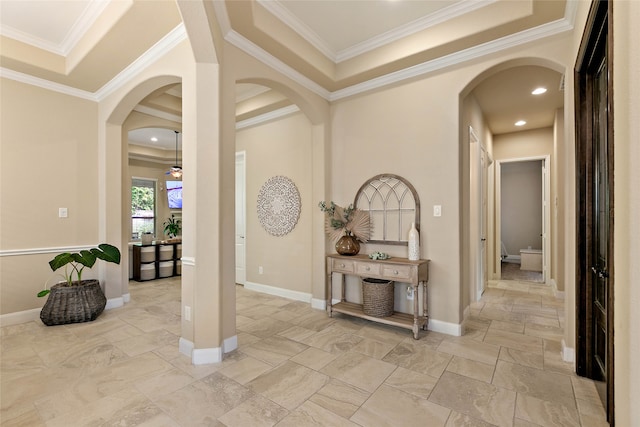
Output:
[{"xmin": 459, "ymin": 58, "xmax": 566, "ymax": 314}]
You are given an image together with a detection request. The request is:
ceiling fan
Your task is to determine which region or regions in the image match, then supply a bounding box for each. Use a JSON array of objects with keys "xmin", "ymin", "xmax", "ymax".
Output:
[{"xmin": 167, "ymin": 130, "xmax": 182, "ymax": 178}]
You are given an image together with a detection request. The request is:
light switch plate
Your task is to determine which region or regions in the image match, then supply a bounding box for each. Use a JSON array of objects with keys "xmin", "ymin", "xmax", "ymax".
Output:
[
  {"xmin": 433, "ymin": 205, "xmax": 442, "ymax": 217},
  {"xmin": 58, "ymin": 208, "xmax": 68, "ymax": 218}
]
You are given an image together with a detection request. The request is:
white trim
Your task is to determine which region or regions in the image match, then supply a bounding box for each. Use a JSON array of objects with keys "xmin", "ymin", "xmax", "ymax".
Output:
[
  {"xmin": 428, "ymin": 318, "xmax": 462, "ymax": 336},
  {"xmin": 179, "ymin": 337, "xmax": 194, "ymax": 357},
  {"xmin": 192, "ymin": 347, "xmax": 222, "ymax": 365},
  {"xmin": 0, "ymin": 308, "xmax": 40, "ymax": 327},
  {"xmin": 181, "ymin": 257, "xmax": 195, "ymax": 266},
  {"xmin": 311, "ymin": 298, "xmax": 326, "ymax": 311},
  {"xmin": 244, "ymin": 281, "xmax": 312, "ymax": 303},
  {"xmin": 236, "ymin": 105, "xmax": 300, "ymax": 130},
  {"xmin": 105, "ymin": 297, "xmax": 124, "ymax": 310},
  {"xmin": 561, "ymin": 339, "xmax": 575, "ymax": 364},
  {"xmin": 95, "ymin": 24, "xmax": 187, "ymax": 101},
  {"xmin": 0, "ymin": 244, "xmax": 98, "ymax": 257},
  {"xmin": 123, "ymin": 293, "xmax": 131, "ymax": 303},
  {"xmin": 0, "ymin": 68, "xmax": 96, "ymax": 100},
  {"xmin": 224, "ymin": 335, "xmax": 238, "ymax": 353}
]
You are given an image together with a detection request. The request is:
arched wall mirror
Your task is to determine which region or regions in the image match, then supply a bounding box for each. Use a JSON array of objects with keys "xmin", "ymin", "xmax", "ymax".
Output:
[{"xmin": 354, "ymin": 174, "xmax": 420, "ymax": 245}]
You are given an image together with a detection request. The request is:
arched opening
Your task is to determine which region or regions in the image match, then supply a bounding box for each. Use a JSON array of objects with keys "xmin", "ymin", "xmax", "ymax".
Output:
[{"xmin": 459, "ymin": 58, "xmax": 566, "ymax": 315}]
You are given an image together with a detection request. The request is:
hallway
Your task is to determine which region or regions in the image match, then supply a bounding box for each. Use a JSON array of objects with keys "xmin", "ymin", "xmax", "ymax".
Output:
[{"xmin": 1, "ymin": 278, "xmax": 608, "ymax": 426}]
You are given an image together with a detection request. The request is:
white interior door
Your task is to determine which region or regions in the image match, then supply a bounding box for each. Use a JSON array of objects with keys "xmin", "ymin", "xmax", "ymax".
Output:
[{"xmin": 235, "ymin": 152, "xmax": 246, "ymax": 284}]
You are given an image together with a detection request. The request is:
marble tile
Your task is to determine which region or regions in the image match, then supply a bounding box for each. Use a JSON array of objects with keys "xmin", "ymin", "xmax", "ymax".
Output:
[
  {"xmin": 525, "ymin": 313, "xmax": 561, "ymax": 328},
  {"xmin": 354, "ymin": 323, "xmax": 408, "ymax": 346},
  {"xmin": 523, "ymin": 322, "xmax": 563, "ymax": 342},
  {"xmin": 445, "ymin": 356, "xmax": 495, "ymax": 383},
  {"xmin": 277, "ymin": 325, "xmax": 317, "ymax": 342},
  {"xmin": 350, "ymin": 337, "xmax": 395, "ymax": 359},
  {"xmin": 301, "ymin": 331, "xmax": 363, "ymax": 354},
  {"xmin": 169, "ymin": 353, "xmax": 224, "ymax": 379},
  {"xmin": 479, "ymin": 307, "xmax": 526, "ymax": 323},
  {"xmin": 156, "ymin": 374, "xmax": 253, "ymax": 424},
  {"xmin": 445, "ymin": 410, "xmax": 499, "ymax": 427},
  {"xmin": 134, "ymin": 367, "xmax": 196, "ymax": 399},
  {"xmin": 241, "ymin": 335, "xmax": 308, "ymax": 366},
  {"xmin": 384, "ymin": 366, "xmax": 439, "ymax": 399},
  {"xmin": 217, "ymin": 394, "xmax": 289, "ymax": 427},
  {"xmin": 309, "ymin": 378, "xmax": 370, "ymax": 419},
  {"xmin": 515, "ymin": 392, "xmax": 580, "ymax": 426},
  {"xmin": 113, "ymin": 328, "xmax": 178, "ymax": 357},
  {"xmin": 429, "ymin": 372, "xmax": 516, "ymax": 427},
  {"xmin": 248, "ymin": 361, "xmax": 329, "ymax": 410},
  {"xmin": 218, "ymin": 356, "xmax": 273, "ymax": 384},
  {"xmin": 289, "ymin": 347, "xmax": 338, "ymax": 371},
  {"xmin": 483, "ymin": 329, "xmax": 543, "ymax": 354},
  {"xmin": 240, "ymin": 317, "xmax": 295, "ymax": 338},
  {"xmin": 276, "ymin": 400, "xmax": 360, "ymax": 427},
  {"xmin": 498, "ymin": 347, "xmax": 544, "ymax": 370},
  {"xmin": 321, "ymin": 352, "xmax": 396, "ymax": 393},
  {"xmin": 437, "ymin": 337, "xmax": 500, "ymax": 365},
  {"xmin": 489, "ymin": 319, "xmax": 525, "ymax": 334},
  {"xmin": 492, "ymin": 360, "xmax": 576, "ymax": 409},
  {"xmin": 383, "ymin": 341, "xmax": 452, "ymax": 378},
  {"xmin": 352, "ymin": 384, "xmax": 450, "ymax": 427}
]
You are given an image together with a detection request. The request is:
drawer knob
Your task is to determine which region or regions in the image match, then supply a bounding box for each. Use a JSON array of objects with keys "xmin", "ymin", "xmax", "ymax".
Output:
[
  {"xmin": 340, "ymin": 263, "xmax": 345, "ymax": 268},
  {"xmin": 394, "ymin": 270, "xmax": 399, "ymax": 274},
  {"xmin": 365, "ymin": 267, "xmax": 370, "ymax": 271}
]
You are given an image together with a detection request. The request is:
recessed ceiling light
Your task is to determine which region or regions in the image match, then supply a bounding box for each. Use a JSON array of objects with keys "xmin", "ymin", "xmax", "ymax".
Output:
[
  {"xmin": 532, "ymin": 87, "xmax": 547, "ymax": 95},
  {"xmin": 151, "ymin": 137, "xmax": 158, "ymax": 142},
  {"xmin": 515, "ymin": 120, "xmax": 527, "ymax": 126}
]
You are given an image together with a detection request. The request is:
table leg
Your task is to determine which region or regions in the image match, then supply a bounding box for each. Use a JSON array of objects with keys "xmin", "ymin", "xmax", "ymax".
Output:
[
  {"xmin": 327, "ymin": 272, "xmax": 333, "ymax": 317},
  {"xmin": 422, "ymin": 281, "xmax": 428, "ymax": 330},
  {"xmin": 413, "ymin": 284, "xmax": 419, "ymax": 339}
]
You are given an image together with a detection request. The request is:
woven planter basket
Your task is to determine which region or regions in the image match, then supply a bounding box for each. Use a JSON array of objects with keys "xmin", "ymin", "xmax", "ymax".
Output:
[
  {"xmin": 362, "ymin": 278, "xmax": 394, "ymax": 317},
  {"xmin": 40, "ymin": 280, "xmax": 106, "ymax": 326}
]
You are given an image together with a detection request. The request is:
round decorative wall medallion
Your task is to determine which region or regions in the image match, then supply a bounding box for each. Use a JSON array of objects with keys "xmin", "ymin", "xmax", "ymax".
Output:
[{"xmin": 257, "ymin": 176, "xmax": 301, "ymax": 236}]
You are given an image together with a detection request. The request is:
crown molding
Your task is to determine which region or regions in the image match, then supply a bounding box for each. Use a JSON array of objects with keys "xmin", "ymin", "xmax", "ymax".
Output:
[
  {"xmin": 335, "ymin": 0, "xmax": 496, "ymax": 63},
  {"xmin": 0, "ymin": 67, "xmax": 97, "ymax": 101},
  {"xmin": 330, "ymin": 17, "xmax": 574, "ymax": 102},
  {"xmin": 95, "ymin": 24, "xmax": 187, "ymax": 101},
  {"xmin": 226, "ymin": 29, "xmax": 330, "ymax": 100},
  {"xmin": 236, "ymin": 104, "xmax": 300, "ymax": 130},
  {"xmin": 133, "ymin": 105, "xmax": 182, "ymax": 123}
]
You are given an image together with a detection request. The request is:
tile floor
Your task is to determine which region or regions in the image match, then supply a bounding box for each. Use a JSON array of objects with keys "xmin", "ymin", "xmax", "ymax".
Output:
[{"xmin": 1, "ymin": 277, "xmax": 610, "ymax": 426}]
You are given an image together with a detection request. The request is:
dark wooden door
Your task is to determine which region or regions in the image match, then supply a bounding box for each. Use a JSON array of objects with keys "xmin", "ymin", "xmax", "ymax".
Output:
[{"xmin": 575, "ymin": 1, "xmax": 614, "ymax": 424}]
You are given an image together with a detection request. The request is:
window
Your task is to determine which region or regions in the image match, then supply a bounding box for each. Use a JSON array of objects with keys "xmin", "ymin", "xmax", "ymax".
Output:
[{"xmin": 131, "ymin": 178, "xmax": 156, "ymax": 240}]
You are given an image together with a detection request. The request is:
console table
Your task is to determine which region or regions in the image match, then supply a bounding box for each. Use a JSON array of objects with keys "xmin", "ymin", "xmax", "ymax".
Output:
[{"xmin": 326, "ymin": 254, "xmax": 430, "ymax": 339}]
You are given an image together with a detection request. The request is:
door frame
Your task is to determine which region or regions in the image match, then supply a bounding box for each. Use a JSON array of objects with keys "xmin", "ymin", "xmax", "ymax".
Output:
[
  {"xmin": 575, "ymin": 0, "xmax": 615, "ymax": 423},
  {"xmin": 494, "ymin": 156, "xmax": 550, "ymax": 283}
]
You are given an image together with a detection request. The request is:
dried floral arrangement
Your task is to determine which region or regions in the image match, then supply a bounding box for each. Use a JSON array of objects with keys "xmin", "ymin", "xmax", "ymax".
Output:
[{"xmin": 318, "ymin": 201, "xmax": 370, "ymax": 242}]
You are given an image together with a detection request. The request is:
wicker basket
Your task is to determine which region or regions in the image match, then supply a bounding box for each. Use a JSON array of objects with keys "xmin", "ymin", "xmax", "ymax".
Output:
[
  {"xmin": 362, "ymin": 278, "xmax": 394, "ymax": 317},
  {"xmin": 40, "ymin": 280, "xmax": 107, "ymax": 326}
]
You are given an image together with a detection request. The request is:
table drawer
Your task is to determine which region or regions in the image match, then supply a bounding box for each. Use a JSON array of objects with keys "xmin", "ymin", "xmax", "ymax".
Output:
[
  {"xmin": 383, "ymin": 265, "xmax": 413, "ymax": 281},
  {"xmin": 332, "ymin": 258, "xmax": 355, "ymax": 274},
  {"xmin": 356, "ymin": 262, "xmax": 381, "ymax": 276}
]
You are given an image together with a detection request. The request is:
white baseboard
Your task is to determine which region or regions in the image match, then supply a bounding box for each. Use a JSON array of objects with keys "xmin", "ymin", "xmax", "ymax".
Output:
[
  {"xmin": 105, "ymin": 297, "xmax": 124, "ymax": 310},
  {"xmin": 0, "ymin": 308, "xmax": 40, "ymax": 326},
  {"xmin": 192, "ymin": 347, "xmax": 222, "ymax": 365},
  {"xmin": 311, "ymin": 298, "xmax": 326, "ymax": 310},
  {"xmin": 428, "ymin": 318, "xmax": 462, "ymax": 336},
  {"xmin": 179, "ymin": 337, "xmax": 194, "ymax": 357},
  {"xmin": 224, "ymin": 335, "xmax": 238, "ymax": 353},
  {"xmin": 561, "ymin": 339, "xmax": 575, "ymax": 363},
  {"xmin": 244, "ymin": 281, "xmax": 312, "ymax": 303},
  {"xmin": 123, "ymin": 293, "xmax": 131, "ymax": 303}
]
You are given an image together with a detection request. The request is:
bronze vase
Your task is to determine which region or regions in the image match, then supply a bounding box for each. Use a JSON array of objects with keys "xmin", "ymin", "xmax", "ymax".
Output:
[{"xmin": 335, "ymin": 233, "xmax": 360, "ymax": 256}]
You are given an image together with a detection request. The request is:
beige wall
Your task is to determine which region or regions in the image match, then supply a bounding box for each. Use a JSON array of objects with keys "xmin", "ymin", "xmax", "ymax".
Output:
[
  {"xmin": 0, "ymin": 78, "xmax": 99, "ymax": 315},
  {"xmin": 613, "ymin": 0, "xmax": 640, "ymax": 423},
  {"xmin": 235, "ymin": 111, "xmax": 314, "ymax": 295}
]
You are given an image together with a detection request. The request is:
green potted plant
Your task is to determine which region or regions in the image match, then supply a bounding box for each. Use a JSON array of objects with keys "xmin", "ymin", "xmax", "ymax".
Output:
[
  {"xmin": 163, "ymin": 214, "xmax": 182, "ymax": 239},
  {"xmin": 38, "ymin": 243, "xmax": 121, "ymax": 326}
]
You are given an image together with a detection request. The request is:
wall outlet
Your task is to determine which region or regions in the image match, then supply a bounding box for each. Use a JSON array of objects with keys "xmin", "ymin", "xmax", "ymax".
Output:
[
  {"xmin": 406, "ymin": 286, "xmax": 414, "ymax": 300},
  {"xmin": 259, "ymin": 266, "xmax": 263, "ymax": 274},
  {"xmin": 58, "ymin": 207, "xmax": 68, "ymax": 218},
  {"xmin": 433, "ymin": 205, "xmax": 442, "ymax": 217},
  {"xmin": 184, "ymin": 306, "xmax": 191, "ymax": 321}
]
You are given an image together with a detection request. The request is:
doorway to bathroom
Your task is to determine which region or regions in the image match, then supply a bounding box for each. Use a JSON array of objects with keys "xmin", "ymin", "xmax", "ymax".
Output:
[{"xmin": 495, "ymin": 156, "xmax": 550, "ymax": 284}]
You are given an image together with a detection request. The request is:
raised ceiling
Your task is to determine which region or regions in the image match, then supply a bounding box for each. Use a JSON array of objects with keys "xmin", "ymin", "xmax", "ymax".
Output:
[{"xmin": 1, "ymin": 0, "xmax": 570, "ymax": 135}]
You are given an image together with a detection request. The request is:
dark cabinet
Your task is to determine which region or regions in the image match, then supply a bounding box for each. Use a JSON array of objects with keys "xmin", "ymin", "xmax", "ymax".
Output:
[{"xmin": 132, "ymin": 241, "xmax": 181, "ymax": 281}]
